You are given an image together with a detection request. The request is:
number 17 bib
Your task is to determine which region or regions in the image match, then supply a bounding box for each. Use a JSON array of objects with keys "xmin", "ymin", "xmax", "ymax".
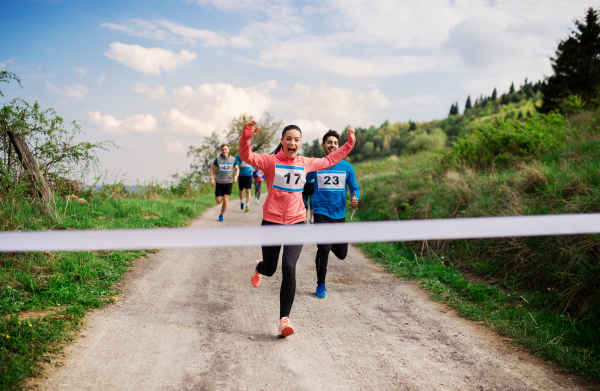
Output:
[
  {"xmin": 273, "ymin": 165, "xmax": 305, "ymax": 192},
  {"xmin": 317, "ymin": 170, "xmax": 346, "ymax": 191}
]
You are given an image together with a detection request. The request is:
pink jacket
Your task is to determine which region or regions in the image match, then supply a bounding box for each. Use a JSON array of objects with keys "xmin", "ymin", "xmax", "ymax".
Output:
[{"xmin": 240, "ymin": 128, "xmax": 355, "ymax": 225}]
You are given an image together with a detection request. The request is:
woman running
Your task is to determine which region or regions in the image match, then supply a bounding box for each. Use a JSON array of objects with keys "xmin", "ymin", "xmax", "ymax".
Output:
[{"xmin": 240, "ymin": 121, "xmax": 355, "ymax": 337}]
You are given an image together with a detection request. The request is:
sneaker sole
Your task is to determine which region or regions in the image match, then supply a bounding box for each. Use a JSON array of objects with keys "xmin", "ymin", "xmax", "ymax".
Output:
[
  {"xmin": 277, "ymin": 326, "xmax": 294, "ymax": 338},
  {"xmin": 315, "ymin": 294, "xmax": 325, "ymax": 299}
]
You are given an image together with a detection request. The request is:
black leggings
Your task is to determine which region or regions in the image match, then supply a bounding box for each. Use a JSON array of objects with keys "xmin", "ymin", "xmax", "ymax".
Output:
[
  {"xmin": 314, "ymin": 213, "xmax": 348, "ymax": 285},
  {"xmin": 256, "ymin": 220, "xmax": 304, "ymax": 318}
]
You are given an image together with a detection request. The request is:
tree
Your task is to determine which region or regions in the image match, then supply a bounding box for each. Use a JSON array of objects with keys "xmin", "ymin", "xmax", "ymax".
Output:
[
  {"xmin": 491, "ymin": 88, "xmax": 497, "ymax": 101},
  {"xmin": 1, "ymin": 98, "xmax": 114, "ymax": 197},
  {"xmin": 509, "ymin": 82, "xmax": 515, "ymax": 94},
  {"xmin": 448, "ymin": 103, "xmax": 456, "ymax": 116},
  {"xmin": 408, "ymin": 121, "xmax": 417, "ymax": 131},
  {"xmin": 187, "ymin": 112, "xmax": 283, "ymax": 176},
  {"xmin": 465, "ymin": 95, "xmax": 472, "ymax": 111},
  {"xmin": 362, "ymin": 141, "xmax": 374, "ymax": 157},
  {"xmin": 540, "ymin": 7, "xmax": 600, "ymax": 112},
  {"xmin": 0, "ymin": 71, "xmax": 21, "ymax": 97}
]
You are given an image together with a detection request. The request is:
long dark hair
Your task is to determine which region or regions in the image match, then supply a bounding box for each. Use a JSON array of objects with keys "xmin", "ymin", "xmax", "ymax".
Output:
[{"xmin": 271, "ymin": 124, "xmax": 302, "ymax": 154}]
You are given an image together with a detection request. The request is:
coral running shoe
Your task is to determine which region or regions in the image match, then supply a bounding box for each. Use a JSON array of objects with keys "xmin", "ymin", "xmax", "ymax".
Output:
[
  {"xmin": 251, "ymin": 260, "xmax": 262, "ymax": 287},
  {"xmin": 315, "ymin": 283, "xmax": 327, "ymax": 298},
  {"xmin": 277, "ymin": 317, "xmax": 294, "ymax": 338}
]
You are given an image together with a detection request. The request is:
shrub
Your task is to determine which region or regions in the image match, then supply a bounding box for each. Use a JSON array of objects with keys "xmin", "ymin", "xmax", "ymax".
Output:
[
  {"xmin": 404, "ymin": 128, "xmax": 447, "ymax": 155},
  {"xmin": 444, "ymin": 113, "xmax": 569, "ymax": 169}
]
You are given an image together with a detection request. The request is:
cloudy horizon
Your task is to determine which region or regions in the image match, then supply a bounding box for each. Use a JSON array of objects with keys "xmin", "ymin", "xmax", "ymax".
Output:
[{"xmin": 0, "ymin": 0, "xmax": 591, "ymax": 182}]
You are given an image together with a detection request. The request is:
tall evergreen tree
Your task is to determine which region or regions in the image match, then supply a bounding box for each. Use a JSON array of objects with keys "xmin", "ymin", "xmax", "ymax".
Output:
[
  {"xmin": 491, "ymin": 88, "xmax": 497, "ymax": 100},
  {"xmin": 509, "ymin": 82, "xmax": 515, "ymax": 94},
  {"xmin": 465, "ymin": 95, "xmax": 472, "ymax": 111},
  {"xmin": 540, "ymin": 7, "xmax": 600, "ymax": 112}
]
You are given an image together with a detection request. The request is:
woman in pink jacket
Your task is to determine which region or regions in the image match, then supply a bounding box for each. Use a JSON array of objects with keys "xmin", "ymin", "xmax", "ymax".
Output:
[{"xmin": 240, "ymin": 121, "xmax": 355, "ymax": 337}]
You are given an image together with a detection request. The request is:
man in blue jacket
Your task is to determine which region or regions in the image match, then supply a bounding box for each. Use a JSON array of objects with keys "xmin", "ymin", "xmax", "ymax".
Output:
[
  {"xmin": 234, "ymin": 153, "xmax": 254, "ymax": 212},
  {"xmin": 306, "ymin": 130, "xmax": 360, "ymax": 299}
]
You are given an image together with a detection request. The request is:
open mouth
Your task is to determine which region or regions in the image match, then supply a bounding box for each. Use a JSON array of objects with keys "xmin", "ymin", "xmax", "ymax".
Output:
[{"xmin": 287, "ymin": 147, "xmax": 297, "ymax": 154}]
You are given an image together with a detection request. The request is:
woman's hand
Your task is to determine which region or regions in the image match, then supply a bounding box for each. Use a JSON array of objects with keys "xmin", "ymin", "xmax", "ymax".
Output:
[
  {"xmin": 244, "ymin": 121, "xmax": 260, "ymax": 137},
  {"xmin": 347, "ymin": 128, "xmax": 356, "ymax": 142}
]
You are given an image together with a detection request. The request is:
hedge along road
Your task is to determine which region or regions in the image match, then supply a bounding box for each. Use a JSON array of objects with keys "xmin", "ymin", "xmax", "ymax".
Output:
[{"xmin": 34, "ymin": 202, "xmax": 588, "ymax": 391}]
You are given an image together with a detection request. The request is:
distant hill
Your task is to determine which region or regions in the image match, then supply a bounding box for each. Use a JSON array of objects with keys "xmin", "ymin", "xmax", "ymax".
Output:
[{"xmin": 302, "ymin": 79, "xmax": 546, "ymax": 163}]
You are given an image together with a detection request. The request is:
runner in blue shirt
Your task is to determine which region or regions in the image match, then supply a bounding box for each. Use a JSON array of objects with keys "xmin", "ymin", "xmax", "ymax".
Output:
[
  {"xmin": 234, "ymin": 153, "xmax": 254, "ymax": 212},
  {"xmin": 306, "ymin": 130, "xmax": 360, "ymax": 298}
]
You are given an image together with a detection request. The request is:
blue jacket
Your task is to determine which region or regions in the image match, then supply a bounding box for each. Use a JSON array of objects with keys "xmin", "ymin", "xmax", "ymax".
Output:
[{"xmin": 306, "ymin": 159, "xmax": 360, "ymax": 220}]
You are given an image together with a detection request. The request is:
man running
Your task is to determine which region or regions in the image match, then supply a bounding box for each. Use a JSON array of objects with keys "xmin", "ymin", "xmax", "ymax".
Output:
[
  {"xmin": 306, "ymin": 130, "xmax": 360, "ymax": 298},
  {"xmin": 210, "ymin": 144, "xmax": 238, "ymax": 222},
  {"xmin": 234, "ymin": 153, "xmax": 254, "ymax": 212}
]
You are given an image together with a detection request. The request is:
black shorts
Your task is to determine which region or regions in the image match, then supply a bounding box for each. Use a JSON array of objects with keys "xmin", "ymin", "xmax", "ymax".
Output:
[
  {"xmin": 215, "ymin": 182, "xmax": 232, "ymax": 197},
  {"xmin": 313, "ymin": 213, "xmax": 345, "ymax": 224},
  {"xmin": 238, "ymin": 175, "xmax": 253, "ymax": 190}
]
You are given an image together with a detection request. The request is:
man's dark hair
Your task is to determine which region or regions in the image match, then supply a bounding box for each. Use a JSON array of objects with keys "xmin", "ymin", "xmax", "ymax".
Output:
[{"xmin": 322, "ymin": 129, "xmax": 340, "ymax": 144}]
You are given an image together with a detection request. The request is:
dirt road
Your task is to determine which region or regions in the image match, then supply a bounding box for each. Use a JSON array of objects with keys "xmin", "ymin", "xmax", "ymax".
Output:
[{"xmin": 35, "ymin": 201, "xmax": 587, "ymax": 390}]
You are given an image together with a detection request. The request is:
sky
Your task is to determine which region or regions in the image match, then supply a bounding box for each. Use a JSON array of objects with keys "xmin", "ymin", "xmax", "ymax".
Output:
[{"xmin": 0, "ymin": 0, "xmax": 593, "ymax": 182}]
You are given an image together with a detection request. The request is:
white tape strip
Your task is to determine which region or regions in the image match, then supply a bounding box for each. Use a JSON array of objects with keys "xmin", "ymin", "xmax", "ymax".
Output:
[{"xmin": 1, "ymin": 213, "xmax": 599, "ymax": 252}]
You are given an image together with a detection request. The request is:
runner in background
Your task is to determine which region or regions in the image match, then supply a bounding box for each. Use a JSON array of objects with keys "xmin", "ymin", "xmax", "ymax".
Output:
[
  {"xmin": 240, "ymin": 121, "xmax": 355, "ymax": 337},
  {"xmin": 234, "ymin": 154, "xmax": 254, "ymax": 212},
  {"xmin": 302, "ymin": 177, "xmax": 315, "ymax": 223},
  {"xmin": 306, "ymin": 130, "xmax": 360, "ymax": 298},
  {"xmin": 253, "ymin": 167, "xmax": 265, "ymax": 204},
  {"xmin": 209, "ymin": 144, "xmax": 238, "ymax": 222}
]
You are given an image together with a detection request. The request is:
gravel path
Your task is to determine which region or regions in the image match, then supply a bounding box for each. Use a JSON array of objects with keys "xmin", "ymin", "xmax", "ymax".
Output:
[{"xmin": 34, "ymin": 201, "xmax": 588, "ymax": 390}]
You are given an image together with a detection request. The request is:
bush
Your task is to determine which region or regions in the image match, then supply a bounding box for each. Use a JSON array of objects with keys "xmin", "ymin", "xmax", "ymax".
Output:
[
  {"xmin": 404, "ymin": 128, "xmax": 447, "ymax": 155},
  {"xmin": 444, "ymin": 113, "xmax": 569, "ymax": 169}
]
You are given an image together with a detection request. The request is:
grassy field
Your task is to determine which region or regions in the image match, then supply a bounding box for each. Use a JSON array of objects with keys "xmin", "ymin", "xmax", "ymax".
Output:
[
  {"xmin": 350, "ymin": 113, "xmax": 600, "ymax": 384},
  {"xmin": 0, "ymin": 193, "xmax": 218, "ymax": 390}
]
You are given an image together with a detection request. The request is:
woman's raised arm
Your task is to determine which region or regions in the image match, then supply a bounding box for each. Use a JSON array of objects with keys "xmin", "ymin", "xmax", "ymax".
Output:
[{"xmin": 239, "ymin": 121, "xmax": 270, "ymax": 170}]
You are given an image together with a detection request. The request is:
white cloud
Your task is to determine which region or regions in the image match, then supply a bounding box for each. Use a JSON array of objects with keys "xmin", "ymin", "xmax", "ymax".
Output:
[
  {"xmin": 88, "ymin": 111, "xmax": 123, "ymax": 133},
  {"xmin": 88, "ymin": 111, "xmax": 157, "ymax": 134},
  {"xmin": 97, "ymin": 73, "xmax": 106, "ymax": 83},
  {"xmin": 196, "ymin": 0, "xmax": 270, "ymax": 10},
  {"xmin": 45, "ymin": 81, "xmax": 88, "ymax": 100},
  {"xmin": 73, "ymin": 67, "xmax": 89, "ymax": 77},
  {"xmin": 101, "ymin": 19, "xmax": 228, "ymax": 47},
  {"xmin": 132, "ymin": 82, "xmax": 168, "ymax": 99},
  {"xmin": 0, "ymin": 57, "xmax": 16, "ymax": 71},
  {"xmin": 104, "ymin": 42, "xmax": 197, "ymax": 74},
  {"xmin": 165, "ymin": 141, "xmax": 187, "ymax": 153},
  {"xmin": 166, "ymin": 80, "xmax": 276, "ymax": 136},
  {"xmin": 101, "ymin": 19, "xmax": 170, "ymax": 40},
  {"xmin": 162, "ymin": 109, "xmax": 213, "ymax": 136},
  {"xmin": 275, "ymin": 83, "xmax": 390, "ymax": 128},
  {"xmin": 155, "ymin": 20, "xmax": 228, "ymax": 46}
]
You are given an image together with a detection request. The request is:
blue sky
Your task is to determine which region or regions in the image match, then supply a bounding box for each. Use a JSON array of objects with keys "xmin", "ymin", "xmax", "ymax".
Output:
[{"xmin": 0, "ymin": 0, "xmax": 592, "ymax": 182}]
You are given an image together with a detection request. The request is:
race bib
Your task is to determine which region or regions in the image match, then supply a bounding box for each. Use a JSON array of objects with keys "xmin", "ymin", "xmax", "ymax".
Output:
[
  {"xmin": 317, "ymin": 171, "xmax": 346, "ymax": 192},
  {"xmin": 219, "ymin": 162, "xmax": 233, "ymax": 173},
  {"xmin": 273, "ymin": 165, "xmax": 305, "ymax": 192},
  {"xmin": 240, "ymin": 161, "xmax": 250, "ymax": 168}
]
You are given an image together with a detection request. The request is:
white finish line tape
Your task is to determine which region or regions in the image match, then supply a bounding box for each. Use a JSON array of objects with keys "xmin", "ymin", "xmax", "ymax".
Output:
[{"xmin": 1, "ymin": 213, "xmax": 599, "ymax": 252}]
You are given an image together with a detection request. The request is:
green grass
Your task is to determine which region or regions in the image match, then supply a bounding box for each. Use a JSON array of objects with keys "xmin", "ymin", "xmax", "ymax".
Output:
[
  {"xmin": 349, "ymin": 113, "xmax": 600, "ymax": 385},
  {"xmin": 0, "ymin": 193, "xmax": 216, "ymax": 390}
]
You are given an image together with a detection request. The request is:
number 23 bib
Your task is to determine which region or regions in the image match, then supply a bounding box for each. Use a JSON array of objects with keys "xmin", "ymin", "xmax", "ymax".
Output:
[
  {"xmin": 273, "ymin": 165, "xmax": 305, "ymax": 192},
  {"xmin": 317, "ymin": 170, "xmax": 346, "ymax": 191}
]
